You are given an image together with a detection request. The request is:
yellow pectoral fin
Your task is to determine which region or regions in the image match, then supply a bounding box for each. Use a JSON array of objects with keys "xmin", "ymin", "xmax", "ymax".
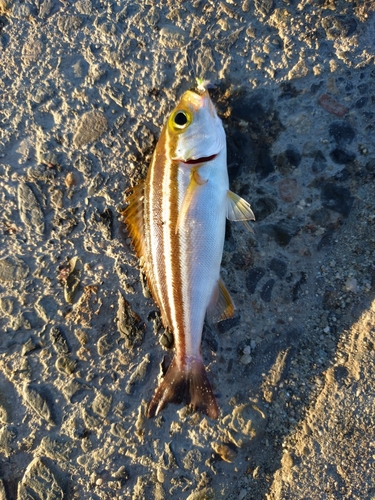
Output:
[
  {"xmin": 227, "ymin": 190, "xmax": 255, "ymax": 231},
  {"xmin": 175, "ymin": 170, "xmax": 208, "ymax": 234}
]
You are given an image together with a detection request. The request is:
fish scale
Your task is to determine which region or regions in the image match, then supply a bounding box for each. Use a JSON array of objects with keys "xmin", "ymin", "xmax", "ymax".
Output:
[{"xmin": 124, "ymin": 83, "xmax": 255, "ymax": 418}]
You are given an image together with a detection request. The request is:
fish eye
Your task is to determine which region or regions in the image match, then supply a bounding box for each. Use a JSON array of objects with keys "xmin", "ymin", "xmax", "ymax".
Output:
[
  {"xmin": 169, "ymin": 109, "xmax": 192, "ymax": 131},
  {"xmin": 174, "ymin": 111, "xmax": 188, "ymax": 127}
]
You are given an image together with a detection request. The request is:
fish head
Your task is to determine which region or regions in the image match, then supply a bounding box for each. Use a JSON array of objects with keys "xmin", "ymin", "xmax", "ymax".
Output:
[{"xmin": 168, "ymin": 90, "xmax": 226, "ymax": 163}]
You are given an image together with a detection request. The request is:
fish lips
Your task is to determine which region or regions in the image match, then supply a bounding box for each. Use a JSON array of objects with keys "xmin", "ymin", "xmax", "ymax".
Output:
[{"xmin": 178, "ymin": 153, "xmax": 218, "ymax": 165}]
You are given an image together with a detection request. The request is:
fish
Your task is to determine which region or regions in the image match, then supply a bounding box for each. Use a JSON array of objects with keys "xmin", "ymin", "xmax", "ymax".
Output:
[{"xmin": 123, "ymin": 81, "xmax": 255, "ymax": 419}]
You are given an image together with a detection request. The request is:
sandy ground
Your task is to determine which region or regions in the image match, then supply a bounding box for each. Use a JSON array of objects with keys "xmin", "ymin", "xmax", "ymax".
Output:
[{"xmin": 1, "ymin": 0, "xmax": 375, "ymax": 498}]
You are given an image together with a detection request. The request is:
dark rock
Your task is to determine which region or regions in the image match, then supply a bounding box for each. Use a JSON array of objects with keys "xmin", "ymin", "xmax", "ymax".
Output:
[
  {"xmin": 334, "ymin": 365, "xmax": 349, "ymax": 383},
  {"xmin": 260, "ymin": 279, "xmax": 275, "ymax": 302},
  {"xmin": 311, "ymin": 150, "xmax": 327, "ymax": 173},
  {"xmin": 285, "ymin": 145, "xmax": 301, "ymax": 166},
  {"xmin": 354, "ymin": 96, "xmax": 368, "ymax": 109},
  {"xmin": 217, "ymin": 315, "xmax": 241, "ymax": 334},
  {"xmin": 259, "ymin": 223, "xmax": 298, "ymax": 247},
  {"xmin": 328, "ymin": 122, "xmax": 355, "ymax": 144},
  {"xmin": 256, "ymin": 146, "xmax": 275, "ymax": 178},
  {"xmin": 279, "ymin": 82, "xmax": 302, "ymax": 99},
  {"xmin": 321, "ymin": 16, "xmax": 357, "ymax": 40},
  {"xmin": 365, "ymin": 158, "xmax": 375, "ymax": 172},
  {"xmin": 269, "ymin": 258, "xmax": 287, "ymax": 279},
  {"xmin": 50, "ymin": 327, "xmax": 69, "ymax": 355},
  {"xmin": 358, "ymin": 83, "xmax": 368, "ymax": 95},
  {"xmin": 321, "ymin": 183, "xmax": 354, "ymax": 217},
  {"xmin": 310, "ymin": 207, "xmax": 331, "ymax": 226},
  {"xmin": 116, "ymin": 292, "xmax": 144, "ymax": 348},
  {"xmin": 333, "ymin": 168, "xmax": 351, "ymax": 182},
  {"xmin": 254, "ymin": 0, "xmax": 273, "ymax": 16},
  {"xmin": 252, "ymin": 197, "xmax": 277, "ymax": 221},
  {"xmin": 292, "ymin": 272, "xmax": 307, "ymax": 302},
  {"xmin": 329, "ymin": 148, "xmax": 356, "ymax": 164},
  {"xmin": 278, "ymin": 178, "xmax": 299, "ymax": 203},
  {"xmin": 246, "ymin": 267, "xmax": 266, "ymax": 294}
]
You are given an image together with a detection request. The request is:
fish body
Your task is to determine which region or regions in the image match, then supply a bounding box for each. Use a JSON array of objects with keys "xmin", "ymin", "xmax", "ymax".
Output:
[{"xmin": 124, "ymin": 85, "xmax": 254, "ymax": 418}]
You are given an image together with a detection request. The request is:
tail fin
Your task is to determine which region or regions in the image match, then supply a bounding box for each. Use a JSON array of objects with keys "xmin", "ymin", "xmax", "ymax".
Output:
[{"xmin": 147, "ymin": 356, "xmax": 219, "ymax": 419}]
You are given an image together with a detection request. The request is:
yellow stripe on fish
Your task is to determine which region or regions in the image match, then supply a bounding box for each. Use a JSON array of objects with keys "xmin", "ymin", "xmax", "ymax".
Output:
[{"xmin": 123, "ymin": 83, "xmax": 255, "ymax": 419}]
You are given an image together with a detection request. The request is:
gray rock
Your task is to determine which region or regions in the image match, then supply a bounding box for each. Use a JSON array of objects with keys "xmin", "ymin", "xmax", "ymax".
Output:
[
  {"xmin": 73, "ymin": 111, "xmax": 108, "ymax": 148},
  {"xmin": 0, "ymin": 256, "xmax": 29, "ymax": 282},
  {"xmin": 17, "ymin": 457, "xmax": 64, "ymax": 500},
  {"xmin": 22, "ymin": 384, "xmax": 54, "ymax": 425},
  {"xmin": 17, "ymin": 183, "xmax": 45, "ymax": 235}
]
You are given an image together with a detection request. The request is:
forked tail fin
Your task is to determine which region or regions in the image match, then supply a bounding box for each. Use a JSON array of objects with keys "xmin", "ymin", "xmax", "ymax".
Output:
[{"xmin": 147, "ymin": 356, "xmax": 219, "ymax": 419}]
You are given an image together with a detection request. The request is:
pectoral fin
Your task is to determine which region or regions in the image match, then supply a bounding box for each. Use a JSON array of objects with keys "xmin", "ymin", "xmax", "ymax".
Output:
[
  {"xmin": 176, "ymin": 169, "xmax": 208, "ymax": 234},
  {"xmin": 226, "ymin": 190, "xmax": 255, "ymax": 231},
  {"xmin": 207, "ymin": 278, "xmax": 235, "ymax": 323}
]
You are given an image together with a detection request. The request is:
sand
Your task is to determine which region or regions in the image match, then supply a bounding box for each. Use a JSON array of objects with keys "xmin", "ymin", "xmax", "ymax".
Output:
[{"xmin": 0, "ymin": 0, "xmax": 375, "ymax": 498}]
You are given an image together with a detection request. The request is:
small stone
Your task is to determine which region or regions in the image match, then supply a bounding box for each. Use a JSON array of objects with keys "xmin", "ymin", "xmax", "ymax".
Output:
[
  {"xmin": 212, "ymin": 442, "xmax": 238, "ymax": 462},
  {"xmin": 0, "ymin": 256, "xmax": 29, "ymax": 282},
  {"xmin": 252, "ymin": 197, "xmax": 277, "ymax": 221},
  {"xmin": 125, "ymin": 354, "xmax": 150, "ymax": 394},
  {"xmin": 344, "ymin": 277, "xmax": 358, "ymax": 292},
  {"xmin": 278, "ymin": 178, "xmax": 298, "ymax": 203},
  {"xmin": 240, "ymin": 353, "xmax": 252, "ymax": 365},
  {"xmin": 73, "ymin": 111, "xmax": 108, "ymax": 148},
  {"xmin": 318, "ymin": 94, "xmax": 348, "ymax": 117},
  {"xmin": 57, "ymin": 14, "xmax": 82, "ymax": 35}
]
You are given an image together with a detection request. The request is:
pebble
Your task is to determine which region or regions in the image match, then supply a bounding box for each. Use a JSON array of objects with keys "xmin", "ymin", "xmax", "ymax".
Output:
[
  {"xmin": 269, "ymin": 258, "xmax": 288, "ymax": 279},
  {"xmin": 278, "ymin": 178, "xmax": 299, "ymax": 203},
  {"xmin": 318, "ymin": 94, "xmax": 348, "ymax": 117},
  {"xmin": 261, "ymin": 279, "xmax": 275, "ymax": 302},
  {"xmin": 240, "ymin": 353, "xmax": 252, "ymax": 365}
]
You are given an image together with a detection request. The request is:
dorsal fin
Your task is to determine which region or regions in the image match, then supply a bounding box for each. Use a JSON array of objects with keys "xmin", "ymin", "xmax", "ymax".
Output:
[
  {"xmin": 226, "ymin": 190, "xmax": 255, "ymax": 231},
  {"xmin": 207, "ymin": 277, "xmax": 235, "ymax": 323},
  {"xmin": 122, "ymin": 182, "xmax": 147, "ymax": 261}
]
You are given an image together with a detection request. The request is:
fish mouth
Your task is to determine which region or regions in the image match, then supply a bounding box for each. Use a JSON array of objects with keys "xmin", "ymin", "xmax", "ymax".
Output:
[{"xmin": 180, "ymin": 153, "xmax": 218, "ymax": 165}]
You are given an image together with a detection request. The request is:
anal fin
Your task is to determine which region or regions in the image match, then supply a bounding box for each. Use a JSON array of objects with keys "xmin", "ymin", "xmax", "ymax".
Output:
[{"xmin": 207, "ymin": 278, "xmax": 235, "ymax": 323}]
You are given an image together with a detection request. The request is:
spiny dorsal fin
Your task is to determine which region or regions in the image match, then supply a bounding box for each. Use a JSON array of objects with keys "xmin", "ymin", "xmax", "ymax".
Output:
[
  {"xmin": 207, "ymin": 277, "xmax": 235, "ymax": 323},
  {"xmin": 226, "ymin": 190, "xmax": 255, "ymax": 231},
  {"xmin": 122, "ymin": 182, "xmax": 146, "ymax": 261}
]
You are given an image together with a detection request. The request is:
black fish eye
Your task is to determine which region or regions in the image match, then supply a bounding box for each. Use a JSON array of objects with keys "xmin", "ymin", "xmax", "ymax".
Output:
[{"xmin": 174, "ymin": 111, "xmax": 188, "ymax": 127}]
